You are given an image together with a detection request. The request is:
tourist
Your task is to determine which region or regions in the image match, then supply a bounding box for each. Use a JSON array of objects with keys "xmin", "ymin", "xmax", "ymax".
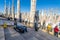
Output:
[
  {"xmin": 47, "ymin": 24, "xmax": 52, "ymax": 33},
  {"xmin": 34, "ymin": 22, "xmax": 38, "ymax": 31},
  {"xmin": 14, "ymin": 18, "xmax": 17, "ymax": 27},
  {"xmin": 39, "ymin": 22, "xmax": 41, "ymax": 29},
  {"xmin": 54, "ymin": 25, "xmax": 59, "ymax": 37},
  {"xmin": 3, "ymin": 22, "xmax": 7, "ymax": 29},
  {"xmin": 42, "ymin": 21, "xmax": 46, "ymax": 30}
]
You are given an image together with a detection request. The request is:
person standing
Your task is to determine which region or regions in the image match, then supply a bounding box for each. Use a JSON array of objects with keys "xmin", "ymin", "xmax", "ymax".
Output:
[
  {"xmin": 42, "ymin": 21, "xmax": 46, "ymax": 30},
  {"xmin": 14, "ymin": 18, "xmax": 17, "ymax": 27},
  {"xmin": 54, "ymin": 25, "xmax": 59, "ymax": 37},
  {"xmin": 4, "ymin": 22, "xmax": 7, "ymax": 29},
  {"xmin": 34, "ymin": 22, "xmax": 38, "ymax": 31},
  {"xmin": 47, "ymin": 24, "xmax": 52, "ymax": 33},
  {"xmin": 39, "ymin": 22, "xmax": 41, "ymax": 29}
]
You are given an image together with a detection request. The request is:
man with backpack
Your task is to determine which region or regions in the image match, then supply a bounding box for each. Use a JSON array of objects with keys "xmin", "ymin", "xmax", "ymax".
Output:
[{"xmin": 54, "ymin": 25, "xmax": 59, "ymax": 37}]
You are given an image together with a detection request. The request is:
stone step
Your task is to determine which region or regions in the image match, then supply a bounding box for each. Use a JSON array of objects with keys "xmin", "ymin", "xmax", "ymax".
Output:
[
  {"xmin": 0, "ymin": 27, "xmax": 5, "ymax": 40},
  {"xmin": 39, "ymin": 28, "xmax": 60, "ymax": 38}
]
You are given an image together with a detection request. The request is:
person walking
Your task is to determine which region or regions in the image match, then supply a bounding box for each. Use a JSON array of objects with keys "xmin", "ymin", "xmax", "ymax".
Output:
[{"xmin": 54, "ymin": 25, "xmax": 59, "ymax": 37}]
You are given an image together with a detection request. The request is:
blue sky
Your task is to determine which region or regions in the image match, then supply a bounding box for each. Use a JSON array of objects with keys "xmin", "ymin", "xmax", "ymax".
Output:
[{"xmin": 0, "ymin": 0, "xmax": 60, "ymax": 13}]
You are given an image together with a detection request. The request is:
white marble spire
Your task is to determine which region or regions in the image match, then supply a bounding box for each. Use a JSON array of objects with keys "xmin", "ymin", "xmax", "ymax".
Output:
[
  {"xmin": 29, "ymin": 0, "xmax": 36, "ymax": 27},
  {"xmin": 17, "ymin": 0, "xmax": 20, "ymax": 19},
  {"xmin": 4, "ymin": 0, "xmax": 6, "ymax": 16},
  {"xmin": 12, "ymin": 0, "xmax": 14, "ymax": 19},
  {"xmin": 8, "ymin": 1, "xmax": 10, "ymax": 17}
]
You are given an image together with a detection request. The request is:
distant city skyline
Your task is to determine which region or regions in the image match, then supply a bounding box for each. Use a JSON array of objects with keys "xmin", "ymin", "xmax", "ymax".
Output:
[{"xmin": 0, "ymin": 0, "xmax": 60, "ymax": 13}]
